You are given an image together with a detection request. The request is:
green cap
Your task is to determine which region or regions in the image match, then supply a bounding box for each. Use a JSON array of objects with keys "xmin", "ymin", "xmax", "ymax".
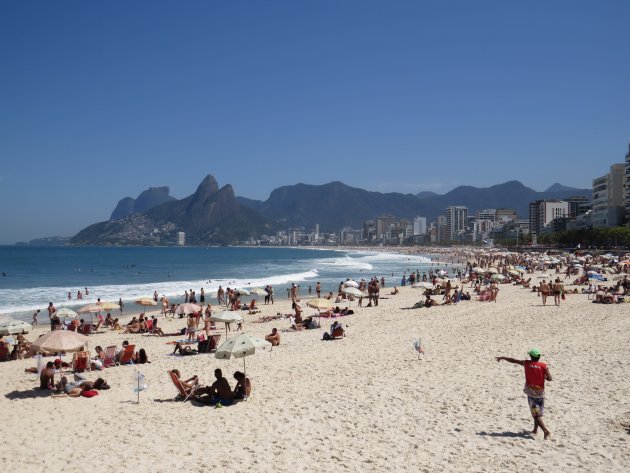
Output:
[{"xmin": 528, "ymin": 348, "xmax": 541, "ymax": 357}]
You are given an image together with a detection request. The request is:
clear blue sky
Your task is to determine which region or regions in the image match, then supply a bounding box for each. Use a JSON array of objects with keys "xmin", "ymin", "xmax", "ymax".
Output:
[{"xmin": 1, "ymin": 1, "xmax": 629, "ymax": 243}]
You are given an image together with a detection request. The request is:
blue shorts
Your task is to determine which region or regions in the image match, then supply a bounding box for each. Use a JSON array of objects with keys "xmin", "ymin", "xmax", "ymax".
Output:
[{"xmin": 527, "ymin": 396, "xmax": 544, "ymax": 417}]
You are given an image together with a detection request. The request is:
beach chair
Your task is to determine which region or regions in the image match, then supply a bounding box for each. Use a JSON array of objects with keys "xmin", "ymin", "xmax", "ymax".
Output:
[
  {"xmin": 118, "ymin": 344, "xmax": 136, "ymax": 365},
  {"xmin": 103, "ymin": 345, "xmax": 117, "ymax": 367},
  {"xmin": 0, "ymin": 342, "xmax": 10, "ymax": 362},
  {"xmin": 168, "ymin": 370, "xmax": 198, "ymax": 402},
  {"xmin": 209, "ymin": 334, "xmax": 221, "ymax": 352},
  {"xmin": 72, "ymin": 351, "xmax": 91, "ymax": 372},
  {"xmin": 331, "ymin": 326, "xmax": 345, "ymax": 339},
  {"xmin": 145, "ymin": 319, "xmax": 153, "ymax": 332}
]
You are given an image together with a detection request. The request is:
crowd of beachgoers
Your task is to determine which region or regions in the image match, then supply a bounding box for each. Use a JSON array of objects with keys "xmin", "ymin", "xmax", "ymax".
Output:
[{"xmin": 2, "ymin": 246, "xmax": 630, "ymax": 471}]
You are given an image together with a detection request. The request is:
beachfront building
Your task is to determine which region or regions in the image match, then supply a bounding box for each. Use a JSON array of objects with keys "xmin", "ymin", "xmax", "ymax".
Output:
[
  {"xmin": 445, "ymin": 206, "xmax": 468, "ymax": 241},
  {"xmin": 591, "ymin": 163, "xmax": 625, "ymax": 228},
  {"xmin": 496, "ymin": 208, "xmax": 517, "ymax": 223},
  {"xmin": 472, "ymin": 219, "xmax": 495, "ymax": 242},
  {"xmin": 375, "ymin": 215, "xmax": 395, "ymax": 241},
  {"xmin": 177, "ymin": 231, "xmax": 185, "ymax": 246},
  {"xmin": 625, "ymin": 144, "xmax": 630, "ymax": 226},
  {"xmin": 413, "ymin": 216, "xmax": 427, "ymax": 236},
  {"xmin": 476, "ymin": 209, "xmax": 496, "ymax": 222},
  {"xmin": 528, "ymin": 200, "xmax": 569, "ymax": 236}
]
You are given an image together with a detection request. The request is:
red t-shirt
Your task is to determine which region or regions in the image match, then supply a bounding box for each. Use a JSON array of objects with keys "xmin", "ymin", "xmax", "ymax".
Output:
[{"xmin": 524, "ymin": 361, "xmax": 547, "ymax": 390}]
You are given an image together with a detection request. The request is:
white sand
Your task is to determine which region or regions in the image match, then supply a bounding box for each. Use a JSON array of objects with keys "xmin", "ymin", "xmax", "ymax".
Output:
[{"xmin": 1, "ymin": 275, "xmax": 629, "ymax": 472}]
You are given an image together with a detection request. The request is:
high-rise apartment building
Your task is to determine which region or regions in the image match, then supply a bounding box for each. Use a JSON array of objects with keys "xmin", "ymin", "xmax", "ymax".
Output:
[
  {"xmin": 412, "ymin": 216, "xmax": 427, "ymax": 236},
  {"xmin": 625, "ymin": 144, "xmax": 630, "ymax": 226},
  {"xmin": 592, "ymin": 163, "xmax": 625, "ymax": 227},
  {"xmin": 445, "ymin": 206, "xmax": 468, "ymax": 241},
  {"xmin": 375, "ymin": 215, "xmax": 395, "ymax": 240},
  {"xmin": 529, "ymin": 201, "xmax": 569, "ymax": 236}
]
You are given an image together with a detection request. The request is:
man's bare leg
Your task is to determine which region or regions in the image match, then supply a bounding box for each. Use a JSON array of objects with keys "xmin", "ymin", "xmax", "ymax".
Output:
[{"xmin": 536, "ymin": 417, "xmax": 550, "ymax": 439}]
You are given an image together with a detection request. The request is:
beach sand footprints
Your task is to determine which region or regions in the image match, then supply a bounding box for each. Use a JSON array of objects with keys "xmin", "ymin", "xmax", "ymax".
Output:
[{"xmin": 610, "ymin": 412, "xmax": 630, "ymax": 435}]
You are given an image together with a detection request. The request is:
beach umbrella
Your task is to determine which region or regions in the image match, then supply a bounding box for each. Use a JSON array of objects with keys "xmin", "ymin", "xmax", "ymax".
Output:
[
  {"xmin": 587, "ymin": 270, "xmax": 600, "ymax": 276},
  {"xmin": 209, "ymin": 310, "xmax": 244, "ymax": 338},
  {"xmin": 236, "ymin": 288, "xmax": 251, "ymax": 296},
  {"xmin": 215, "ymin": 333, "xmax": 272, "ymax": 399},
  {"xmin": 486, "ymin": 267, "xmax": 499, "ymax": 274},
  {"xmin": 508, "ymin": 269, "xmax": 520, "ymax": 276},
  {"xmin": 99, "ymin": 302, "xmax": 120, "ymax": 311},
  {"xmin": 412, "ymin": 282, "xmax": 434, "ymax": 289},
  {"xmin": 175, "ymin": 303, "xmax": 201, "ymax": 315},
  {"xmin": 343, "ymin": 280, "xmax": 359, "ymax": 288},
  {"xmin": 342, "ymin": 287, "xmax": 363, "ymax": 297},
  {"xmin": 0, "ymin": 319, "xmax": 32, "ymax": 335},
  {"xmin": 437, "ymin": 270, "xmax": 448, "ymax": 276},
  {"xmin": 134, "ymin": 297, "xmax": 157, "ymax": 306},
  {"xmin": 472, "ymin": 267, "xmax": 484, "ymax": 273},
  {"xmin": 306, "ymin": 298, "xmax": 334, "ymax": 310},
  {"xmin": 537, "ymin": 274, "xmax": 553, "ymax": 279},
  {"xmin": 78, "ymin": 304, "xmax": 103, "ymax": 314},
  {"xmin": 31, "ymin": 330, "xmax": 88, "ymax": 354},
  {"xmin": 55, "ymin": 307, "xmax": 79, "ymax": 318},
  {"xmin": 248, "ymin": 288, "xmax": 268, "ymax": 296},
  {"xmin": 491, "ymin": 274, "xmax": 505, "ymax": 281}
]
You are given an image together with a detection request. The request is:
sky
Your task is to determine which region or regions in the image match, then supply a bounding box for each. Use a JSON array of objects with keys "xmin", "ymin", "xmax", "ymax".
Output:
[{"xmin": 1, "ymin": 1, "xmax": 629, "ymax": 244}]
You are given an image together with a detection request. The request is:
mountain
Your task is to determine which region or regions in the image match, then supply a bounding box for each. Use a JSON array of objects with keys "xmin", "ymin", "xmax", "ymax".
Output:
[
  {"xmin": 110, "ymin": 186, "xmax": 176, "ymax": 220},
  {"xmin": 416, "ymin": 191, "xmax": 439, "ymax": 199},
  {"xmin": 73, "ymin": 175, "xmax": 272, "ymax": 245},
  {"xmin": 239, "ymin": 181, "xmax": 425, "ymax": 230},
  {"xmin": 237, "ymin": 180, "xmax": 592, "ymax": 230},
  {"xmin": 544, "ymin": 183, "xmax": 588, "ymax": 194}
]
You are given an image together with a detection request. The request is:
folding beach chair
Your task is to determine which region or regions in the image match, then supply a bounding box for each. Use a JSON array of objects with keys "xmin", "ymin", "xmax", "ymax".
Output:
[
  {"xmin": 118, "ymin": 344, "xmax": 136, "ymax": 364},
  {"xmin": 168, "ymin": 370, "xmax": 199, "ymax": 402},
  {"xmin": 72, "ymin": 351, "xmax": 91, "ymax": 372},
  {"xmin": 103, "ymin": 345, "xmax": 117, "ymax": 367}
]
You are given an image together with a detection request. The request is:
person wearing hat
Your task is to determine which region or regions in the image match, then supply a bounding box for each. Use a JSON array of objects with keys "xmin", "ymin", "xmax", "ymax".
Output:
[{"xmin": 496, "ymin": 348, "xmax": 552, "ymax": 439}]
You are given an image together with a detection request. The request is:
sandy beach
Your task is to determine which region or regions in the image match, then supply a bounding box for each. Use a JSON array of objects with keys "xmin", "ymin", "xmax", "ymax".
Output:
[{"xmin": 1, "ymin": 271, "xmax": 629, "ymax": 472}]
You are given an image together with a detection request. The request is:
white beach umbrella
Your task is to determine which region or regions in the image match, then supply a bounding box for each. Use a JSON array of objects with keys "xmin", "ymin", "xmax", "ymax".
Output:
[
  {"xmin": 210, "ymin": 311, "xmax": 244, "ymax": 338},
  {"xmin": 342, "ymin": 287, "xmax": 363, "ymax": 297},
  {"xmin": 78, "ymin": 304, "xmax": 103, "ymax": 314},
  {"xmin": 412, "ymin": 282, "xmax": 434, "ymax": 289},
  {"xmin": 472, "ymin": 267, "xmax": 484, "ymax": 273},
  {"xmin": 236, "ymin": 288, "xmax": 251, "ymax": 296},
  {"xmin": 248, "ymin": 288, "xmax": 268, "ymax": 296},
  {"xmin": 508, "ymin": 269, "xmax": 520, "ymax": 276},
  {"xmin": 486, "ymin": 267, "xmax": 499, "ymax": 274},
  {"xmin": 55, "ymin": 307, "xmax": 79, "ymax": 318},
  {"xmin": 215, "ymin": 333, "xmax": 272, "ymax": 399},
  {"xmin": 0, "ymin": 319, "xmax": 32, "ymax": 335},
  {"xmin": 491, "ymin": 274, "xmax": 506, "ymax": 281},
  {"xmin": 343, "ymin": 280, "xmax": 359, "ymax": 288}
]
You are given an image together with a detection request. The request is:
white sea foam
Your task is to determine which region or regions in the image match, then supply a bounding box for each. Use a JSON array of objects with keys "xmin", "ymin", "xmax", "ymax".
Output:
[{"xmin": 0, "ymin": 269, "xmax": 318, "ymax": 316}]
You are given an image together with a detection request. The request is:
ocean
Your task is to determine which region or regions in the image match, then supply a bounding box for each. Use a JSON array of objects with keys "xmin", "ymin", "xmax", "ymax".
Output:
[{"xmin": 0, "ymin": 246, "xmax": 444, "ymax": 322}]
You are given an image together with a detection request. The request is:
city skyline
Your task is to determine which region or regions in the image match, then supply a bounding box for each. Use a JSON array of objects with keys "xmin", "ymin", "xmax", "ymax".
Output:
[{"xmin": 1, "ymin": 1, "xmax": 630, "ymax": 243}]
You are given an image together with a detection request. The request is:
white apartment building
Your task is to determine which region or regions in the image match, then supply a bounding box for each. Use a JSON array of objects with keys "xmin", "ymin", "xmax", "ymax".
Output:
[{"xmin": 592, "ymin": 163, "xmax": 625, "ymax": 227}]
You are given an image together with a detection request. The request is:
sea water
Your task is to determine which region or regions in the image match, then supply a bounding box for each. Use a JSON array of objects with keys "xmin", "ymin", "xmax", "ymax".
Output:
[{"xmin": 0, "ymin": 246, "xmax": 442, "ymax": 321}]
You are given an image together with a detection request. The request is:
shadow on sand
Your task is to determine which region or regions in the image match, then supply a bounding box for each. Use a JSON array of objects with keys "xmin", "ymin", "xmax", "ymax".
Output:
[
  {"xmin": 5, "ymin": 389, "xmax": 54, "ymax": 400},
  {"xmin": 477, "ymin": 430, "xmax": 534, "ymax": 439}
]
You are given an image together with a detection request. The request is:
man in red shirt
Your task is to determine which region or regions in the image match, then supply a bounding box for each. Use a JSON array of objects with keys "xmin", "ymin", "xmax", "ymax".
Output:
[{"xmin": 496, "ymin": 348, "xmax": 553, "ymax": 439}]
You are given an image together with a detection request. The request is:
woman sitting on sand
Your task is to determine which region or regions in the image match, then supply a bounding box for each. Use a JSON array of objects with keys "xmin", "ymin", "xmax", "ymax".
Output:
[
  {"xmin": 135, "ymin": 348, "xmax": 150, "ymax": 364},
  {"xmin": 171, "ymin": 369, "xmax": 199, "ymax": 394},
  {"xmin": 123, "ymin": 319, "xmax": 141, "ymax": 334}
]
